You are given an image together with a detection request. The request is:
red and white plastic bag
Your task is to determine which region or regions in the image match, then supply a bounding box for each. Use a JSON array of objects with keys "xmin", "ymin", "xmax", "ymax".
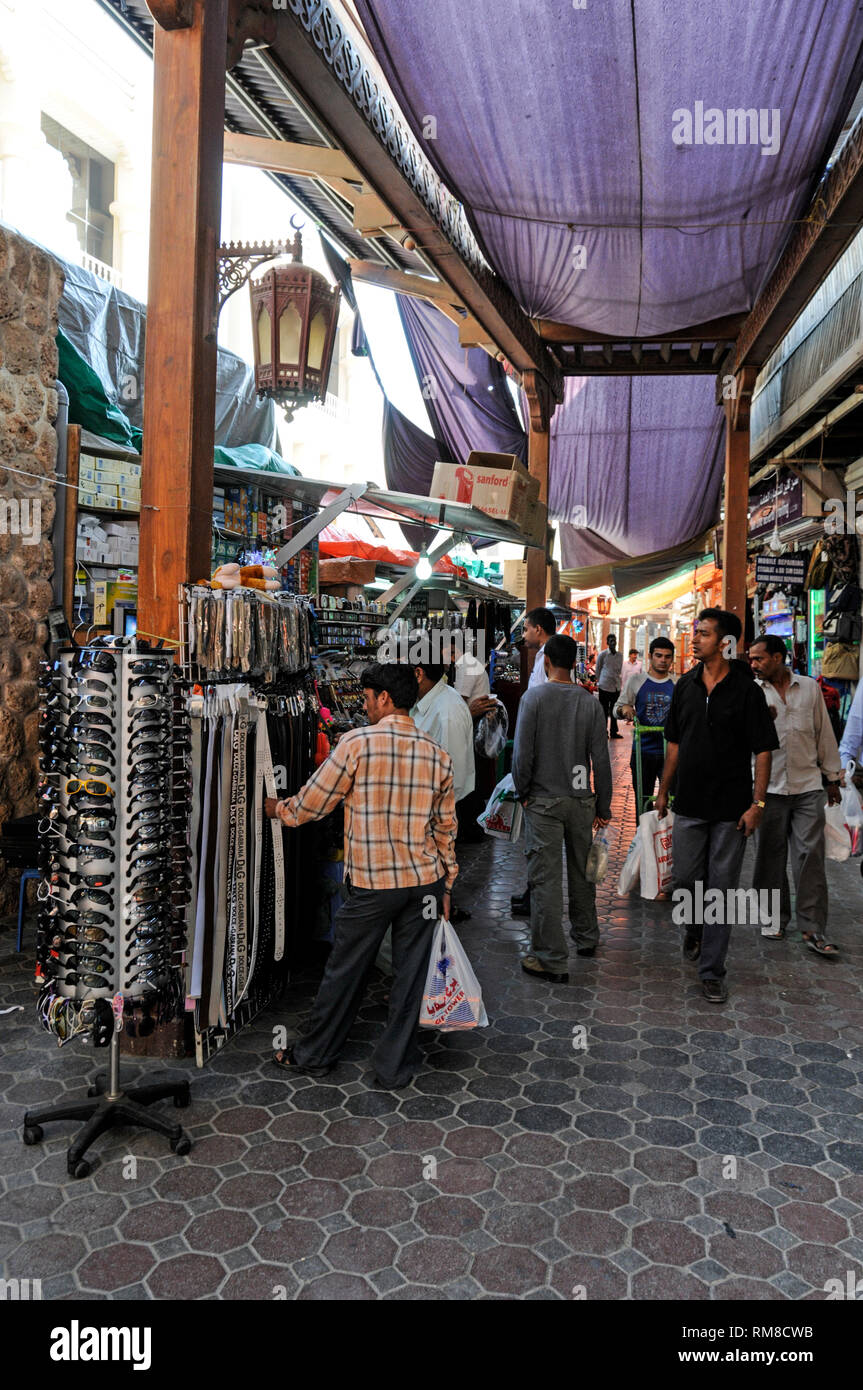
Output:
[
  {"xmin": 419, "ymin": 919, "xmax": 488, "ymax": 1031},
  {"xmin": 639, "ymin": 809, "xmax": 674, "ymax": 898}
]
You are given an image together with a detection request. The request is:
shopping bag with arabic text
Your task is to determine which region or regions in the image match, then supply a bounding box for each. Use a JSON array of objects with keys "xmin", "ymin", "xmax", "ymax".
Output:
[{"xmin": 419, "ymin": 919, "xmax": 488, "ymax": 1031}]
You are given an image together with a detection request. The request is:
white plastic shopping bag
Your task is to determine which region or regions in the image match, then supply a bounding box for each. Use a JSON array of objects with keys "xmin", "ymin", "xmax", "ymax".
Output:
[
  {"xmin": 477, "ymin": 772, "xmax": 523, "ymax": 842},
  {"xmin": 639, "ymin": 808, "xmax": 674, "ymax": 898},
  {"xmin": 617, "ymin": 832, "xmax": 641, "ymax": 894},
  {"xmin": 825, "ymin": 802, "xmax": 852, "ymax": 862},
  {"xmin": 419, "ymin": 919, "xmax": 488, "ymax": 1031}
]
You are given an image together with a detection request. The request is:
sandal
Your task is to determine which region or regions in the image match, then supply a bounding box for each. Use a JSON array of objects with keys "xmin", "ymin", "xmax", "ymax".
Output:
[
  {"xmin": 271, "ymin": 1047, "xmax": 333, "ymax": 1077},
  {"xmin": 801, "ymin": 932, "xmax": 839, "ymax": 957}
]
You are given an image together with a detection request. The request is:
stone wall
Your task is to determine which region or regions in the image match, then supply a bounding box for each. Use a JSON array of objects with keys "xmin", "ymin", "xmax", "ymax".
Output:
[{"xmin": 0, "ymin": 224, "xmax": 63, "ymax": 915}]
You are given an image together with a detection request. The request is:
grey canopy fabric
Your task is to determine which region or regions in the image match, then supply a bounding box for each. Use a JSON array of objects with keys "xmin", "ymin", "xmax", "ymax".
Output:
[
  {"xmin": 58, "ymin": 255, "xmax": 278, "ymax": 449},
  {"xmin": 552, "ymin": 376, "xmax": 725, "ymax": 571},
  {"xmin": 355, "ymin": 0, "xmax": 863, "ymax": 335}
]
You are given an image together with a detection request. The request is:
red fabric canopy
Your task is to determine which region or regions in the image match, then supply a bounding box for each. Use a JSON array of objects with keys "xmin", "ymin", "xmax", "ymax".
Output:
[{"xmin": 319, "ymin": 526, "xmax": 466, "ymax": 578}]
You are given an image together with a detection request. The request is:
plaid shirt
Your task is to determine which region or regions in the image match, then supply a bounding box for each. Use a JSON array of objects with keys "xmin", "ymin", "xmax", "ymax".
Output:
[{"xmin": 277, "ymin": 714, "xmax": 458, "ymax": 891}]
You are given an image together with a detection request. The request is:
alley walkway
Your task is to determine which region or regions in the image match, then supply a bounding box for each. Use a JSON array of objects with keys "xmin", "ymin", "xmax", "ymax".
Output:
[{"xmin": 1, "ymin": 732, "xmax": 862, "ymax": 1300}]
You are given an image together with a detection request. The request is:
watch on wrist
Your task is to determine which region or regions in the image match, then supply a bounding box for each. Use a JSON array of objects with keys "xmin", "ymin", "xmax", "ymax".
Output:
[{"xmin": 752, "ymin": 799, "xmax": 766, "ymax": 809}]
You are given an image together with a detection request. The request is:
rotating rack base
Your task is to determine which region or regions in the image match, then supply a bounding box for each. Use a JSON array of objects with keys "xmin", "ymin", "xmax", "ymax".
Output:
[{"xmin": 22, "ymin": 1036, "xmax": 191, "ymax": 1179}]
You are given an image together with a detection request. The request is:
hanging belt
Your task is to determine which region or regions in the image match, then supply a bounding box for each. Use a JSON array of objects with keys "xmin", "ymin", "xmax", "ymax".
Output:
[
  {"xmin": 191, "ymin": 717, "xmax": 216, "ymax": 1000},
  {"xmin": 258, "ymin": 707, "xmax": 285, "ymax": 962},
  {"xmin": 208, "ymin": 712, "xmax": 234, "ymax": 1027},
  {"xmin": 233, "ymin": 709, "xmax": 249, "ymax": 1001},
  {"xmin": 184, "ymin": 710, "xmax": 204, "ymax": 997}
]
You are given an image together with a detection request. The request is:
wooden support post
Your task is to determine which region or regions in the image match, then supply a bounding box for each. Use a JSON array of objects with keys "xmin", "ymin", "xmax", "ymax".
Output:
[
  {"xmin": 721, "ymin": 369, "xmax": 756, "ymax": 636},
  {"xmin": 63, "ymin": 425, "xmax": 80, "ymax": 632},
  {"xmin": 523, "ymin": 371, "xmax": 553, "ymax": 681},
  {"xmin": 138, "ymin": 0, "xmax": 229, "ymax": 644}
]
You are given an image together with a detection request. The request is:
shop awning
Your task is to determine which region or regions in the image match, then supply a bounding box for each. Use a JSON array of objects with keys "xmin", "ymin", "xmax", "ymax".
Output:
[
  {"xmin": 611, "ymin": 558, "xmax": 719, "ymax": 620},
  {"xmin": 561, "ymin": 527, "xmax": 716, "ymax": 593}
]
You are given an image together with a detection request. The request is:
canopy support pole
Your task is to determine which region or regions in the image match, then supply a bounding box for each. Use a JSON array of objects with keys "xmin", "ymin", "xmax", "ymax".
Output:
[
  {"xmin": 271, "ymin": 482, "xmax": 369, "ymax": 569},
  {"xmin": 721, "ymin": 370, "xmax": 756, "ymax": 636},
  {"xmin": 139, "ymin": 0, "xmax": 228, "ymax": 642},
  {"xmin": 524, "ymin": 372, "xmax": 553, "ymax": 680}
]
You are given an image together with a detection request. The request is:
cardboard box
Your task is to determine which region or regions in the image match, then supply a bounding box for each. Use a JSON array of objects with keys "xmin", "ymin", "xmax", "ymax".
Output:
[
  {"xmin": 93, "ymin": 579, "xmax": 138, "ymax": 625},
  {"xmin": 431, "ymin": 455, "xmax": 533, "ymax": 530},
  {"xmin": 503, "ymin": 560, "xmax": 528, "ymax": 598}
]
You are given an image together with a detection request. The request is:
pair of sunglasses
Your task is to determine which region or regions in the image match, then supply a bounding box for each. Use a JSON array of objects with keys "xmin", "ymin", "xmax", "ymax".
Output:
[{"xmin": 65, "ymin": 778, "xmax": 114, "ymax": 797}]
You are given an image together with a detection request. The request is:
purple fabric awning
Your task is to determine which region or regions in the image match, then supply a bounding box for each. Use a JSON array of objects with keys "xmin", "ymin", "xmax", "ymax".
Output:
[
  {"xmin": 551, "ymin": 376, "xmax": 725, "ymax": 570},
  {"xmin": 356, "ymin": 0, "xmax": 863, "ymax": 335},
  {"xmin": 397, "ymin": 296, "xmax": 526, "ymax": 463}
]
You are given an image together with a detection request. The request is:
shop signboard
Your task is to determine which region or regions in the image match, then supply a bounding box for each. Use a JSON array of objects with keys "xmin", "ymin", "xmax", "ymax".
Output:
[
  {"xmin": 749, "ymin": 474, "xmax": 803, "ymax": 538},
  {"xmin": 754, "ymin": 554, "xmax": 808, "ymax": 587}
]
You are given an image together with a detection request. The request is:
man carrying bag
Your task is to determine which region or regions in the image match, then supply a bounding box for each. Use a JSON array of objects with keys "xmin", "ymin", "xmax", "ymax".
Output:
[{"xmin": 266, "ymin": 662, "xmax": 457, "ymax": 1090}]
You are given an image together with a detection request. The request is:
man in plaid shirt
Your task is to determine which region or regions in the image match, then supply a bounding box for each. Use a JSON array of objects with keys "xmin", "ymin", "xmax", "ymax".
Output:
[{"xmin": 266, "ymin": 663, "xmax": 458, "ymax": 1089}]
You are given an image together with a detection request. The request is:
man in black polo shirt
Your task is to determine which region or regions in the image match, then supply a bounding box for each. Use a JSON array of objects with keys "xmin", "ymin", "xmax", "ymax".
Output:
[{"xmin": 656, "ymin": 608, "xmax": 778, "ymax": 1003}]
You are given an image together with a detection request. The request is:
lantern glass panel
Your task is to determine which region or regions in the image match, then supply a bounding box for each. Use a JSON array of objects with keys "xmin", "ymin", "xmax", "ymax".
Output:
[
  {"xmin": 256, "ymin": 306, "xmax": 272, "ymax": 366},
  {"xmin": 279, "ymin": 302, "xmax": 302, "ymax": 366},
  {"xmin": 307, "ymin": 309, "xmax": 328, "ymax": 371}
]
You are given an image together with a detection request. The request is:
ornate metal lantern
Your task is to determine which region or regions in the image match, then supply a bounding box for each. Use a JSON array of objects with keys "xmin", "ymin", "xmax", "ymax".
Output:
[{"xmin": 249, "ymin": 228, "xmax": 340, "ymax": 421}]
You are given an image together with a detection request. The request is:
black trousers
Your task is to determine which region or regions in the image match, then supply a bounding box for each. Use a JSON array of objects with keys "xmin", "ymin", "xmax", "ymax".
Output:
[
  {"xmin": 631, "ymin": 751, "xmax": 666, "ymax": 818},
  {"xmin": 598, "ymin": 688, "xmax": 619, "ymax": 736},
  {"xmin": 293, "ymin": 876, "xmax": 445, "ymax": 1087}
]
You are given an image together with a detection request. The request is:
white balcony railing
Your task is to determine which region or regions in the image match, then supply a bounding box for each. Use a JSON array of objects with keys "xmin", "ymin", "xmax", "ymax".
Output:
[{"xmin": 80, "ymin": 252, "xmax": 123, "ymax": 290}]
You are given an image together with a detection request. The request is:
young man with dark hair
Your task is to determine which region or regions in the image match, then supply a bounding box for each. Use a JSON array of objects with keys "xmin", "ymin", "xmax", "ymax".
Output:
[
  {"xmin": 656, "ymin": 609, "xmax": 778, "ymax": 1003},
  {"xmin": 512, "ymin": 633, "xmax": 612, "ymax": 982},
  {"xmin": 750, "ymin": 634, "xmax": 843, "ymax": 954},
  {"xmin": 266, "ymin": 662, "xmax": 457, "ymax": 1089},
  {"xmin": 596, "ymin": 633, "xmax": 624, "ymax": 737},
  {"xmin": 617, "ymin": 636, "xmax": 676, "ymax": 815},
  {"xmin": 524, "ymin": 606, "xmax": 557, "ymax": 689}
]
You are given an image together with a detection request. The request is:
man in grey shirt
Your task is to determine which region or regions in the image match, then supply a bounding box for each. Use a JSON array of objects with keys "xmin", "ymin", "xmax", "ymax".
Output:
[
  {"xmin": 512, "ymin": 634, "xmax": 613, "ymax": 983},
  {"xmin": 596, "ymin": 634, "xmax": 624, "ymax": 739}
]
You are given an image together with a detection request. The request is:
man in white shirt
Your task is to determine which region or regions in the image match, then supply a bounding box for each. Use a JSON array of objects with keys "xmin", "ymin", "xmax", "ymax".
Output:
[
  {"xmin": 524, "ymin": 607, "xmax": 557, "ymax": 690},
  {"xmin": 411, "ymin": 658, "xmax": 476, "ymax": 805},
  {"xmin": 620, "ymin": 649, "xmax": 642, "ymax": 685},
  {"xmin": 838, "ymin": 676, "xmax": 863, "ymax": 769},
  {"xmin": 750, "ymin": 635, "xmax": 843, "ymax": 954}
]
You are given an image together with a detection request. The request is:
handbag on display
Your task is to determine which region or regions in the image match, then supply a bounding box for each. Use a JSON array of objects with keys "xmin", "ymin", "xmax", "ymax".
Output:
[
  {"xmin": 821, "ymin": 642, "xmax": 861, "ymax": 680},
  {"xmin": 822, "ymin": 612, "xmax": 862, "ymax": 644}
]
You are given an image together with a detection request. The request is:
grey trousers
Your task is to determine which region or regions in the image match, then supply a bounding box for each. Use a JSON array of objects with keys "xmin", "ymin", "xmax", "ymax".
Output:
[
  {"xmin": 672, "ymin": 814, "xmax": 747, "ymax": 982},
  {"xmin": 752, "ymin": 789, "xmax": 828, "ymax": 936},
  {"xmin": 524, "ymin": 796, "xmax": 598, "ymax": 970},
  {"xmin": 293, "ymin": 876, "xmax": 444, "ymax": 1088}
]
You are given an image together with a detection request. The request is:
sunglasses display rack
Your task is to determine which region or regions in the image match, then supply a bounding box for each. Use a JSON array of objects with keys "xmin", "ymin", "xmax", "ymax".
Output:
[{"xmin": 23, "ymin": 639, "xmax": 193, "ymax": 1179}]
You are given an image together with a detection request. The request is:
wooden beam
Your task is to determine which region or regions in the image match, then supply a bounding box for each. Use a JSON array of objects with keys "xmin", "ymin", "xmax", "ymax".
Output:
[
  {"xmin": 721, "ymin": 397, "xmax": 749, "ymax": 630},
  {"xmin": 534, "ymin": 312, "xmax": 746, "ymax": 345},
  {"xmin": 139, "ymin": 0, "xmax": 228, "ymax": 644},
  {"xmin": 223, "ymin": 130, "xmax": 360, "ymax": 183},
  {"xmin": 735, "ymin": 109, "xmax": 863, "ymax": 370},
  {"xmin": 269, "ymin": 5, "xmax": 561, "ymax": 401},
  {"xmin": 524, "ymin": 374, "xmax": 551, "ymax": 676},
  {"xmin": 63, "ymin": 426, "xmax": 80, "ymax": 632},
  {"xmin": 348, "ymin": 259, "xmax": 461, "ymax": 306}
]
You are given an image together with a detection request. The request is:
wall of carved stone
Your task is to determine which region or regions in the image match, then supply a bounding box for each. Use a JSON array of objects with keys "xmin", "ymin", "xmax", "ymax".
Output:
[{"xmin": 0, "ymin": 224, "xmax": 63, "ymax": 915}]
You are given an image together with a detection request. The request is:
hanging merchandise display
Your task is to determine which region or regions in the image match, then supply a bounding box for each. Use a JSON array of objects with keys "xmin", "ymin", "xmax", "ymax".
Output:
[
  {"xmin": 25, "ymin": 638, "xmax": 192, "ymax": 1178},
  {"xmin": 179, "ymin": 586, "xmax": 323, "ymax": 1063}
]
